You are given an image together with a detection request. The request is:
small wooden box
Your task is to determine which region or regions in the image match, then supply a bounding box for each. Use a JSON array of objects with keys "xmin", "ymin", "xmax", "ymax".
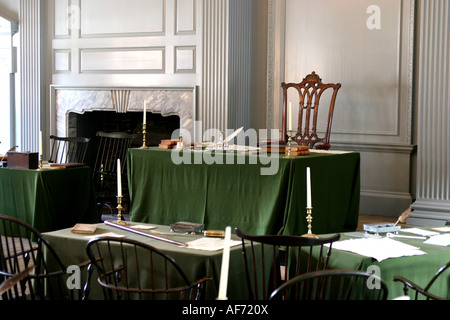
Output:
[{"xmin": 7, "ymin": 151, "xmax": 39, "ymax": 169}]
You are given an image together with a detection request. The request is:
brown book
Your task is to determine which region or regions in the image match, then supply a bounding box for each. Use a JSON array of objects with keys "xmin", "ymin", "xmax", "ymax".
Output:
[
  {"xmin": 285, "ymin": 150, "xmax": 311, "ymax": 156},
  {"xmin": 71, "ymin": 223, "xmax": 98, "ymax": 234},
  {"xmin": 160, "ymin": 139, "xmax": 178, "ymax": 145},
  {"xmin": 50, "ymin": 163, "xmax": 86, "ymax": 168},
  {"xmin": 290, "ymin": 146, "xmax": 310, "ymax": 151},
  {"xmin": 159, "ymin": 144, "xmax": 175, "ymax": 149}
]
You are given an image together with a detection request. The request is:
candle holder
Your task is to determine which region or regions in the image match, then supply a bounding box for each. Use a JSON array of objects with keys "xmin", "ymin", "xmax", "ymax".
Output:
[
  {"xmin": 39, "ymin": 154, "xmax": 43, "ymax": 170},
  {"xmin": 140, "ymin": 123, "xmax": 149, "ymax": 149},
  {"xmin": 302, "ymin": 207, "xmax": 319, "ymax": 238},
  {"xmin": 115, "ymin": 195, "xmax": 127, "ymax": 225},
  {"xmin": 285, "ymin": 130, "xmax": 295, "ymax": 158},
  {"xmin": 176, "ymin": 134, "xmax": 184, "ymax": 150}
]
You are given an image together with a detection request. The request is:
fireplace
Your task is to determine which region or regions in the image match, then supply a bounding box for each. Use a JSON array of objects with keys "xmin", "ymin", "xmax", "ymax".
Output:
[
  {"xmin": 69, "ymin": 111, "xmax": 180, "ymax": 167},
  {"xmin": 50, "ymin": 86, "xmax": 197, "ymax": 153}
]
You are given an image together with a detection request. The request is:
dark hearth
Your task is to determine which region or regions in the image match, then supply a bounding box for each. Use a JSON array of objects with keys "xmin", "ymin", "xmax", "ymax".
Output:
[{"xmin": 69, "ymin": 111, "xmax": 180, "ymax": 167}]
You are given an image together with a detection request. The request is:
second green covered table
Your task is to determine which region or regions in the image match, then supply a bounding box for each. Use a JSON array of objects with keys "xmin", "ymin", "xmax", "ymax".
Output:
[{"xmin": 127, "ymin": 148, "xmax": 360, "ymax": 236}]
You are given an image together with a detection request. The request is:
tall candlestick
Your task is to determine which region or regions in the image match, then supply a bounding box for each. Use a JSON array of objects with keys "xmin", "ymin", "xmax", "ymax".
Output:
[
  {"xmin": 117, "ymin": 158, "xmax": 122, "ymax": 197},
  {"xmin": 39, "ymin": 131, "xmax": 43, "ymax": 156},
  {"xmin": 217, "ymin": 226, "xmax": 231, "ymax": 300},
  {"xmin": 143, "ymin": 101, "xmax": 147, "ymax": 125},
  {"xmin": 306, "ymin": 167, "xmax": 311, "ymax": 208},
  {"xmin": 289, "ymin": 101, "xmax": 292, "ymax": 131}
]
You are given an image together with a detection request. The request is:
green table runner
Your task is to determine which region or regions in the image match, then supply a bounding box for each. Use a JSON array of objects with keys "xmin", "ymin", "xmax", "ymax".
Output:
[
  {"xmin": 0, "ymin": 167, "xmax": 100, "ymax": 232},
  {"xmin": 127, "ymin": 148, "xmax": 360, "ymax": 236}
]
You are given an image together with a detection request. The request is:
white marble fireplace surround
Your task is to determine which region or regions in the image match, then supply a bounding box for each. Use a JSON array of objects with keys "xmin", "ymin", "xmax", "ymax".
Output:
[{"xmin": 50, "ymin": 86, "xmax": 196, "ymax": 142}]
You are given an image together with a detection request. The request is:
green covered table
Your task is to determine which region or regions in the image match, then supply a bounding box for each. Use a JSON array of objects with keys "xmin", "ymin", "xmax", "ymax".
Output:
[
  {"xmin": 42, "ymin": 221, "xmax": 258, "ymax": 300},
  {"xmin": 319, "ymin": 229, "xmax": 450, "ymax": 299},
  {"xmin": 0, "ymin": 166, "xmax": 100, "ymax": 232},
  {"xmin": 127, "ymin": 148, "xmax": 360, "ymax": 236}
]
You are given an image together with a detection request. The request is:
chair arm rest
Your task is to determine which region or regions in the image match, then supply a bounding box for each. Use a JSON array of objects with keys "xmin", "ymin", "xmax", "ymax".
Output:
[{"xmin": 393, "ymin": 276, "xmax": 445, "ymax": 300}]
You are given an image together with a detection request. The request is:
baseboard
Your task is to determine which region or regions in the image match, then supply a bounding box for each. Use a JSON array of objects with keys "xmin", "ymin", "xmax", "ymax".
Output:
[
  {"xmin": 410, "ymin": 200, "xmax": 450, "ymax": 226},
  {"xmin": 360, "ymin": 190, "xmax": 414, "ymax": 218}
]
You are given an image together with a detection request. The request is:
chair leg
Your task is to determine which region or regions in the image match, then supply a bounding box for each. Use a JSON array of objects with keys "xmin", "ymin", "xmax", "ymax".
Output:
[{"xmin": 82, "ymin": 263, "xmax": 93, "ymax": 300}]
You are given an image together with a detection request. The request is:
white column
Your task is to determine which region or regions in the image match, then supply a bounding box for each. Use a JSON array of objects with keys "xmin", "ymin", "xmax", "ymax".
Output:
[
  {"xmin": 200, "ymin": 0, "xmax": 254, "ymax": 138},
  {"xmin": 411, "ymin": 0, "xmax": 450, "ymax": 225},
  {"xmin": 201, "ymin": 0, "xmax": 229, "ymax": 135},
  {"xmin": 19, "ymin": 0, "xmax": 45, "ymax": 153}
]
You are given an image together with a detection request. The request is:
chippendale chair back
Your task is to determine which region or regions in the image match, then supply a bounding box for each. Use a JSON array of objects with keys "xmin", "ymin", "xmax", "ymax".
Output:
[{"xmin": 282, "ymin": 72, "xmax": 341, "ymax": 150}]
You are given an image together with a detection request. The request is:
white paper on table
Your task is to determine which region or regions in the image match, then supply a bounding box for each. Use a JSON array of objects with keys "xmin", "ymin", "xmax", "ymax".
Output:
[
  {"xmin": 401, "ymin": 228, "xmax": 440, "ymax": 237},
  {"xmin": 85, "ymin": 232, "xmax": 126, "ymax": 239},
  {"xmin": 423, "ymin": 234, "xmax": 450, "ymax": 246},
  {"xmin": 130, "ymin": 224, "xmax": 157, "ymax": 230},
  {"xmin": 185, "ymin": 238, "xmax": 241, "ymax": 251},
  {"xmin": 329, "ymin": 237, "xmax": 427, "ymax": 262},
  {"xmin": 431, "ymin": 226, "xmax": 450, "ymax": 232}
]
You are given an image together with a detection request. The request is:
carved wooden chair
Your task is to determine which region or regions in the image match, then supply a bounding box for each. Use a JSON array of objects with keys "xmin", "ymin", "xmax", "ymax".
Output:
[
  {"xmin": 0, "ymin": 214, "xmax": 91, "ymax": 300},
  {"xmin": 270, "ymin": 269, "xmax": 389, "ymax": 300},
  {"xmin": 282, "ymin": 72, "xmax": 341, "ymax": 150},
  {"xmin": 235, "ymin": 227, "xmax": 340, "ymax": 300},
  {"xmin": 92, "ymin": 131, "xmax": 136, "ymax": 216},
  {"xmin": 393, "ymin": 261, "xmax": 450, "ymax": 300},
  {"xmin": 49, "ymin": 135, "xmax": 90, "ymax": 164},
  {"xmin": 86, "ymin": 237, "xmax": 212, "ymax": 300}
]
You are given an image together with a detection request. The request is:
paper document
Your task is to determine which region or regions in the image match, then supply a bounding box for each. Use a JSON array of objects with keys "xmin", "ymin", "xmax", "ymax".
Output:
[
  {"xmin": 424, "ymin": 234, "xmax": 450, "ymax": 246},
  {"xmin": 330, "ymin": 237, "xmax": 427, "ymax": 262},
  {"xmin": 85, "ymin": 232, "xmax": 125, "ymax": 239},
  {"xmin": 186, "ymin": 238, "xmax": 241, "ymax": 251},
  {"xmin": 431, "ymin": 226, "xmax": 450, "ymax": 232},
  {"xmin": 401, "ymin": 228, "xmax": 440, "ymax": 237}
]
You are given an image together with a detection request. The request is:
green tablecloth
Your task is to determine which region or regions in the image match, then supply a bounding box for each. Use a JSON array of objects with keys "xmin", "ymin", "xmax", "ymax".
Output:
[
  {"xmin": 322, "ymin": 230, "xmax": 450, "ymax": 299},
  {"xmin": 0, "ymin": 167, "xmax": 100, "ymax": 232},
  {"xmin": 127, "ymin": 148, "xmax": 360, "ymax": 236},
  {"xmin": 42, "ymin": 222, "xmax": 255, "ymax": 300}
]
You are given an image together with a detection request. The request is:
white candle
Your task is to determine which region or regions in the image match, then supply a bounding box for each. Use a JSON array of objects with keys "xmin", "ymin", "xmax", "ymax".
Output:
[
  {"xmin": 306, "ymin": 167, "xmax": 312, "ymax": 208},
  {"xmin": 289, "ymin": 101, "xmax": 292, "ymax": 131},
  {"xmin": 39, "ymin": 131, "xmax": 43, "ymax": 156},
  {"xmin": 117, "ymin": 158, "xmax": 122, "ymax": 197},
  {"xmin": 143, "ymin": 101, "xmax": 147, "ymax": 125},
  {"xmin": 217, "ymin": 226, "xmax": 231, "ymax": 300}
]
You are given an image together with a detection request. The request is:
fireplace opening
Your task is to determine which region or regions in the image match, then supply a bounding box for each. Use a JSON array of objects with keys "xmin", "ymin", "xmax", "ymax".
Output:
[{"xmin": 69, "ymin": 111, "xmax": 180, "ymax": 167}]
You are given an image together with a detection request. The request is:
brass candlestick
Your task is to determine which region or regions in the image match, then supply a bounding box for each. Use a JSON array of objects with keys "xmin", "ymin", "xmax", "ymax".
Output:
[
  {"xmin": 116, "ymin": 195, "xmax": 127, "ymax": 225},
  {"xmin": 285, "ymin": 130, "xmax": 295, "ymax": 158},
  {"xmin": 302, "ymin": 207, "xmax": 319, "ymax": 238},
  {"xmin": 39, "ymin": 154, "xmax": 43, "ymax": 170},
  {"xmin": 140, "ymin": 123, "xmax": 149, "ymax": 149}
]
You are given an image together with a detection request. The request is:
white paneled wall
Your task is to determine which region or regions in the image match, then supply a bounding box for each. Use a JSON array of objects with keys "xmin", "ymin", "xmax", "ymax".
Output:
[
  {"xmin": 268, "ymin": 0, "xmax": 417, "ymax": 218},
  {"xmin": 46, "ymin": 0, "xmax": 255, "ymax": 140}
]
